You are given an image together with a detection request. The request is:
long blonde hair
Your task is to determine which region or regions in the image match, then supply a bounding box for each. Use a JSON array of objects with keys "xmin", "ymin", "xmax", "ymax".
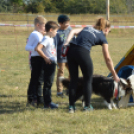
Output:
[{"xmin": 94, "ymin": 18, "xmax": 110, "ymax": 31}]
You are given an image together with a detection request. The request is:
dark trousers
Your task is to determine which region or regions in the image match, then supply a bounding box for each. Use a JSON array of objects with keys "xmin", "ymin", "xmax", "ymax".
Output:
[
  {"xmin": 27, "ymin": 56, "xmax": 44, "ymax": 101},
  {"xmin": 67, "ymin": 44, "xmax": 93, "ymax": 107},
  {"xmin": 43, "ymin": 61, "xmax": 56, "ymax": 105}
]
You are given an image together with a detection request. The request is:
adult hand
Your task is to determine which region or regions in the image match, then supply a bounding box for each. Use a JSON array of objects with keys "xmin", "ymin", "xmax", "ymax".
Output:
[
  {"xmin": 113, "ymin": 74, "xmax": 120, "ymax": 83},
  {"xmin": 64, "ymin": 41, "xmax": 69, "ymax": 46},
  {"xmin": 44, "ymin": 57, "xmax": 51, "ymax": 64}
]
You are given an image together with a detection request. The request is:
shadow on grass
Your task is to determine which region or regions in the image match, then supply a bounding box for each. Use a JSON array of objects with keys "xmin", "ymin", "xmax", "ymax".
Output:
[
  {"xmin": 56, "ymin": 96, "xmax": 109, "ymax": 110},
  {"xmin": 0, "ymin": 94, "xmax": 127, "ymax": 114},
  {"xmin": 0, "ymin": 95, "xmax": 36, "ymax": 115},
  {"xmin": 0, "ymin": 101, "xmax": 27, "ymax": 115}
]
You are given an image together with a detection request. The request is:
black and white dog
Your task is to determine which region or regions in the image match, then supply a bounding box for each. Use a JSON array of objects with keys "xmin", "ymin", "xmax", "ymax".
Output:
[
  {"xmin": 118, "ymin": 74, "xmax": 134, "ymax": 108},
  {"xmin": 59, "ymin": 74, "xmax": 131, "ymax": 110}
]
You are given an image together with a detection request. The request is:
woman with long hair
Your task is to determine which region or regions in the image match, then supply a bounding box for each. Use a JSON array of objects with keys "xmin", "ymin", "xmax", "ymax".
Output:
[{"xmin": 64, "ymin": 18, "xmax": 120, "ymax": 113}]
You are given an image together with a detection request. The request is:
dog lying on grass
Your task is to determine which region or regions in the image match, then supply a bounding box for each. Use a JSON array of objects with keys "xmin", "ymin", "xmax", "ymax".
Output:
[{"xmin": 59, "ymin": 74, "xmax": 131, "ymax": 110}]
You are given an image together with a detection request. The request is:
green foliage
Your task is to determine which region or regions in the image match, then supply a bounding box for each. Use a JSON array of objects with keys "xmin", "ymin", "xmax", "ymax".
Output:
[
  {"xmin": 9, "ymin": 0, "xmax": 23, "ymax": 6},
  {"xmin": 0, "ymin": 0, "xmax": 134, "ymax": 14}
]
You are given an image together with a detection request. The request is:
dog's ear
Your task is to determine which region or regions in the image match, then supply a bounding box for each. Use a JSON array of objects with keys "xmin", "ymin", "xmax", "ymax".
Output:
[
  {"xmin": 127, "ymin": 75, "xmax": 134, "ymax": 90},
  {"xmin": 120, "ymin": 78, "xmax": 129, "ymax": 89},
  {"xmin": 126, "ymin": 79, "xmax": 131, "ymax": 88}
]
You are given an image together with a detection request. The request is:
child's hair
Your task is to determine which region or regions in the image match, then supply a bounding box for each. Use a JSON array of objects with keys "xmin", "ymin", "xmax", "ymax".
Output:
[
  {"xmin": 94, "ymin": 18, "xmax": 111, "ymax": 31},
  {"xmin": 57, "ymin": 14, "xmax": 70, "ymax": 23},
  {"xmin": 45, "ymin": 21, "xmax": 59, "ymax": 32},
  {"xmin": 34, "ymin": 15, "xmax": 47, "ymax": 26}
]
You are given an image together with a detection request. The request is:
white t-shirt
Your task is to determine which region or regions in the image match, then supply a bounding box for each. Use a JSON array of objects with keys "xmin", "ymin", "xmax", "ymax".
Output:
[
  {"xmin": 41, "ymin": 36, "xmax": 57, "ymax": 63},
  {"xmin": 25, "ymin": 31, "xmax": 43, "ymax": 57}
]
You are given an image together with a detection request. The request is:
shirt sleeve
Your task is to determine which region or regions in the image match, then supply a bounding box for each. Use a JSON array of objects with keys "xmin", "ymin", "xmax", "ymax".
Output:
[
  {"xmin": 25, "ymin": 33, "xmax": 39, "ymax": 51},
  {"xmin": 100, "ymin": 34, "xmax": 108, "ymax": 45},
  {"xmin": 40, "ymin": 38, "xmax": 50, "ymax": 48}
]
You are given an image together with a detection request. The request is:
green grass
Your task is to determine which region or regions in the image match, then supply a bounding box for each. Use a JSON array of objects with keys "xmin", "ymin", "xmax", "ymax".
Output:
[{"xmin": 1, "ymin": 16, "xmax": 134, "ymax": 134}]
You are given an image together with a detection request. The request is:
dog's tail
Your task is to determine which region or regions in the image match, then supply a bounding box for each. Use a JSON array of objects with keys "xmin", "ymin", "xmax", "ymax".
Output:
[{"xmin": 59, "ymin": 77, "xmax": 70, "ymax": 89}]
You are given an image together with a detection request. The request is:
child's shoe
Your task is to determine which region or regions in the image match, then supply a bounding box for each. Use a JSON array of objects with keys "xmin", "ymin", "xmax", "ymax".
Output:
[
  {"xmin": 31, "ymin": 99, "xmax": 37, "ymax": 108},
  {"xmin": 56, "ymin": 92, "xmax": 65, "ymax": 98},
  {"xmin": 44, "ymin": 102, "xmax": 58, "ymax": 109}
]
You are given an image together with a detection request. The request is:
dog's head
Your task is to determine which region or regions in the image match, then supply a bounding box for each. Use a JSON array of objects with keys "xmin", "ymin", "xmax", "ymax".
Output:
[
  {"xmin": 115, "ymin": 78, "xmax": 132, "ymax": 98},
  {"xmin": 127, "ymin": 74, "xmax": 134, "ymax": 91}
]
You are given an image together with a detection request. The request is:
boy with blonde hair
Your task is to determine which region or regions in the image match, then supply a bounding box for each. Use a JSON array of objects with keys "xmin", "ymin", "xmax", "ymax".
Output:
[{"xmin": 25, "ymin": 15, "xmax": 46, "ymax": 107}]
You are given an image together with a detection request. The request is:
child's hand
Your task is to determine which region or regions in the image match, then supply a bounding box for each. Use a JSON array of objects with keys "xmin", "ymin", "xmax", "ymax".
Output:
[{"xmin": 44, "ymin": 57, "xmax": 51, "ymax": 64}]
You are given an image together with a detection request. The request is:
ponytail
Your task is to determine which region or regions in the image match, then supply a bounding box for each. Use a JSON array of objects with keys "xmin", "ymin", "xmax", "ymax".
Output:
[{"xmin": 94, "ymin": 18, "xmax": 110, "ymax": 31}]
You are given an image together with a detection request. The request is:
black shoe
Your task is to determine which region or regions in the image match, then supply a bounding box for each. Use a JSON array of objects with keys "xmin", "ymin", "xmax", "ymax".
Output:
[
  {"xmin": 44, "ymin": 102, "xmax": 59, "ymax": 109},
  {"xmin": 37, "ymin": 96, "xmax": 44, "ymax": 107},
  {"xmin": 30, "ymin": 99, "xmax": 37, "ymax": 108}
]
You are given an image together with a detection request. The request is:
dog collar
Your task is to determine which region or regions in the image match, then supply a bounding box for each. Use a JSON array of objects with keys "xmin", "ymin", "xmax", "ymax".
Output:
[
  {"xmin": 114, "ymin": 82, "xmax": 120, "ymax": 99},
  {"xmin": 114, "ymin": 89, "xmax": 118, "ymax": 98}
]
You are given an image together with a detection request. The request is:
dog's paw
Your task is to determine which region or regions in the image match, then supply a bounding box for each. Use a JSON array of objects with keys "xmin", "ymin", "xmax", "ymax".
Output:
[
  {"xmin": 108, "ymin": 105, "xmax": 113, "ymax": 110},
  {"xmin": 112, "ymin": 103, "xmax": 118, "ymax": 109}
]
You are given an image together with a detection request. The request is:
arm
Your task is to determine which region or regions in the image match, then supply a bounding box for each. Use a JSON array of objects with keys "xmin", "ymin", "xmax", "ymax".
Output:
[
  {"xmin": 102, "ymin": 44, "xmax": 120, "ymax": 82},
  {"xmin": 25, "ymin": 33, "xmax": 39, "ymax": 51},
  {"xmin": 64, "ymin": 28, "xmax": 83, "ymax": 46},
  {"xmin": 35, "ymin": 44, "xmax": 51, "ymax": 64}
]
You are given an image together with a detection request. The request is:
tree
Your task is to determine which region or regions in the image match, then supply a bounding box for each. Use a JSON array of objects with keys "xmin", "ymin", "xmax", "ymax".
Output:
[{"xmin": 9, "ymin": 0, "xmax": 23, "ymax": 6}]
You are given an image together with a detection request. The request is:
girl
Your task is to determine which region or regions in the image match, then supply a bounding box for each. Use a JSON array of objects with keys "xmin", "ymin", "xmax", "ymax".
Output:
[{"xmin": 64, "ymin": 18, "xmax": 120, "ymax": 113}]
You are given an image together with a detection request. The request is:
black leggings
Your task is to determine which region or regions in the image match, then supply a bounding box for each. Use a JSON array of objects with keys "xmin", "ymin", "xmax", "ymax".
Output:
[{"xmin": 67, "ymin": 44, "xmax": 93, "ymax": 107}]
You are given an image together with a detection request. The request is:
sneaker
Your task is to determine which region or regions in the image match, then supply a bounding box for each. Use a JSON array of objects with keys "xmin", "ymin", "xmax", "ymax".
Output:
[
  {"xmin": 56, "ymin": 93, "xmax": 65, "ymax": 98},
  {"xmin": 31, "ymin": 99, "xmax": 37, "ymax": 108},
  {"xmin": 69, "ymin": 105, "xmax": 76, "ymax": 113},
  {"xmin": 26, "ymin": 99, "xmax": 37, "ymax": 108},
  {"xmin": 37, "ymin": 96, "xmax": 44, "ymax": 107},
  {"xmin": 44, "ymin": 102, "xmax": 58, "ymax": 109},
  {"xmin": 83, "ymin": 105, "xmax": 94, "ymax": 112}
]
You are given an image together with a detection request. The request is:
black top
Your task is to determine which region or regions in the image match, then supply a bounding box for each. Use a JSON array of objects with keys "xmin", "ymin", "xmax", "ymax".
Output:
[{"xmin": 76, "ymin": 27, "xmax": 108, "ymax": 51}]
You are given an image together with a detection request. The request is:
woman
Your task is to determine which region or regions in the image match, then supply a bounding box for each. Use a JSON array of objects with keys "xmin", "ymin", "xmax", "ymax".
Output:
[{"xmin": 64, "ymin": 18, "xmax": 120, "ymax": 113}]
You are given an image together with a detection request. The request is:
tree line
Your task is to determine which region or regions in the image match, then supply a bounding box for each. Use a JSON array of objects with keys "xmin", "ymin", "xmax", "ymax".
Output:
[{"xmin": 0, "ymin": 0, "xmax": 134, "ymax": 14}]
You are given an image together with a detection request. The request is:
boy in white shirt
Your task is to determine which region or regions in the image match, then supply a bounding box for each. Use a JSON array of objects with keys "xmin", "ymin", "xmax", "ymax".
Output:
[
  {"xmin": 36, "ymin": 21, "xmax": 59, "ymax": 109},
  {"xmin": 25, "ymin": 15, "xmax": 46, "ymax": 107}
]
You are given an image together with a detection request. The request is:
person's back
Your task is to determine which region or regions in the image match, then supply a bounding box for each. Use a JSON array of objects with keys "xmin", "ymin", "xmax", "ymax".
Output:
[{"xmin": 76, "ymin": 26, "xmax": 108, "ymax": 51}]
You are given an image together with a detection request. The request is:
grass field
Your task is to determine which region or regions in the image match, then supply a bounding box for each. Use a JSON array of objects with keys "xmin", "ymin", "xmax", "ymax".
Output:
[{"xmin": 1, "ymin": 14, "xmax": 134, "ymax": 134}]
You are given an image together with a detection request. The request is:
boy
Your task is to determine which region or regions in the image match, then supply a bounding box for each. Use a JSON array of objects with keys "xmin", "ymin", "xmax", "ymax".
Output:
[
  {"xmin": 25, "ymin": 15, "xmax": 46, "ymax": 107},
  {"xmin": 35, "ymin": 21, "xmax": 59, "ymax": 109},
  {"xmin": 56, "ymin": 14, "xmax": 76, "ymax": 97}
]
